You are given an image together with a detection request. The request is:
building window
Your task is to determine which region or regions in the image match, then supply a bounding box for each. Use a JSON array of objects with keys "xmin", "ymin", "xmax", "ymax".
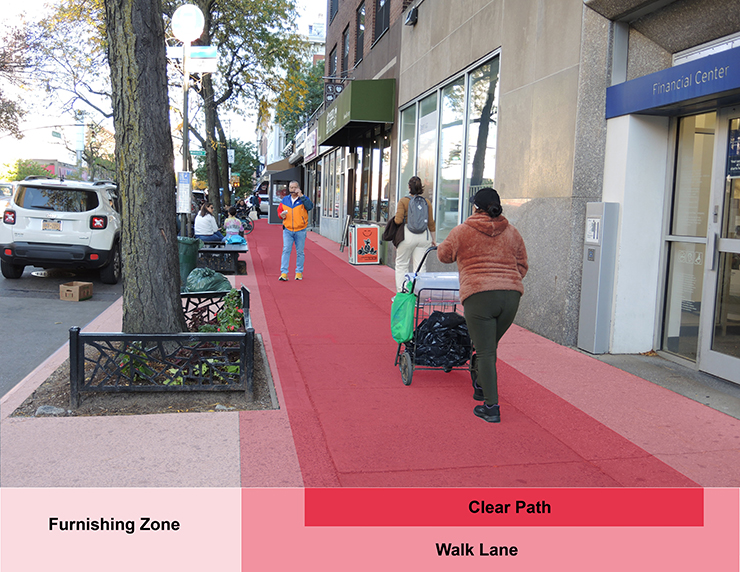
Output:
[
  {"xmin": 329, "ymin": 45, "xmax": 337, "ymax": 78},
  {"xmin": 342, "ymin": 27, "xmax": 350, "ymax": 77},
  {"xmin": 464, "ymin": 58, "xmax": 500, "ymax": 218},
  {"xmin": 398, "ymin": 54, "xmax": 501, "ymax": 241},
  {"xmin": 399, "ymin": 106, "xmax": 417, "ymax": 191},
  {"xmin": 354, "ymin": 130, "xmax": 391, "ymax": 223},
  {"xmin": 356, "ymin": 3, "xmax": 365, "ymax": 64},
  {"xmin": 322, "ymin": 148, "xmax": 344, "ymax": 219},
  {"xmin": 375, "ymin": 0, "xmax": 389, "ymax": 40},
  {"xmin": 329, "ymin": 0, "xmax": 339, "ymax": 22},
  {"xmin": 436, "ymin": 78, "xmax": 465, "ymax": 240}
]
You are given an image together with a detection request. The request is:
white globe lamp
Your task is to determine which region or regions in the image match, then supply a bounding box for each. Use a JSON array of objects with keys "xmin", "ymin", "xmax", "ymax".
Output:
[{"xmin": 172, "ymin": 4, "xmax": 204, "ymax": 43}]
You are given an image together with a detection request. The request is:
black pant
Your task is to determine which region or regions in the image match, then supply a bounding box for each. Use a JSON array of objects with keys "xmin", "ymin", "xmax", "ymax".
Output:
[{"xmin": 463, "ymin": 290, "xmax": 521, "ymax": 405}]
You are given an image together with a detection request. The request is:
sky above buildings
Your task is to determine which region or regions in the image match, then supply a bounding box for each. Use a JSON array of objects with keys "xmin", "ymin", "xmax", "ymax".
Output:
[{"xmin": 1, "ymin": 1, "xmax": 327, "ymax": 171}]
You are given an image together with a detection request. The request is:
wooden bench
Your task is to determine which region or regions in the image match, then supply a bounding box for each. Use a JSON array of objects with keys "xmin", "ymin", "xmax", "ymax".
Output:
[{"xmin": 197, "ymin": 241, "xmax": 249, "ymax": 274}]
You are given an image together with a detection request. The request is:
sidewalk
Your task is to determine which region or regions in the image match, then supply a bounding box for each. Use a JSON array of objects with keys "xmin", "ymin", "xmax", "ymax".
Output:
[{"xmin": 2, "ymin": 218, "xmax": 740, "ymax": 488}]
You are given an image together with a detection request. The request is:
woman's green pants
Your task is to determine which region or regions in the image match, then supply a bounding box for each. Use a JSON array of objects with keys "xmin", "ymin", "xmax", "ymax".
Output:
[{"xmin": 463, "ymin": 290, "xmax": 521, "ymax": 406}]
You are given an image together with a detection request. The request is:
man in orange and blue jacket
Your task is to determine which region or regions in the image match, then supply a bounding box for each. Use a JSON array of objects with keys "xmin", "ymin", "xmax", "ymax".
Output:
[{"xmin": 278, "ymin": 180, "xmax": 314, "ymax": 281}]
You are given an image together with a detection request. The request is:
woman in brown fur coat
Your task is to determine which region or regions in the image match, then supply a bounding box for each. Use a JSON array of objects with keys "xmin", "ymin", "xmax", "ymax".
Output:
[{"xmin": 436, "ymin": 188, "xmax": 528, "ymax": 423}]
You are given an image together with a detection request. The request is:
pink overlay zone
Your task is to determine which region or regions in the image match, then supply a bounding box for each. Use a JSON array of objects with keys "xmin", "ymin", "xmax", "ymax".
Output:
[
  {"xmin": 241, "ymin": 488, "xmax": 739, "ymax": 571},
  {"xmin": 242, "ymin": 221, "xmax": 740, "ymax": 489},
  {"xmin": 1, "ymin": 219, "xmax": 740, "ymax": 568},
  {"xmin": 1, "ymin": 488, "xmax": 242, "ymax": 570},
  {"xmin": 1, "ymin": 488, "xmax": 735, "ymax": 569}
]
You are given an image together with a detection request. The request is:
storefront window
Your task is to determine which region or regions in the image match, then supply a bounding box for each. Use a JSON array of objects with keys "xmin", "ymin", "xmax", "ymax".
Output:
[
  {"xmin": 399, "ymin": 106, "xmax": 417, "ymax": 192},
  {"xmin": 335, "ymin": 149, "xmax": 343, "ymax": 218},
  {"xmin": 465, "ymin": 59, "xmax": 500, "ymax": 217},
  {"xmin": 417, "ymin": 93, "xmax": 438, "ymax": 205},
  {"xmin": 324, "ymin": 151, "xmax": 336, "ymax": 217},
  {"xmin": 380, "ymin": 137, "xmax": 390, "ymax": 223},
  {"xmin": 358, "ymin": 144, "xmax": 370, "ymax": 219},
  {"xmin": 371, "ymin": 145, "xmax": 381, "ymax": 220},
  {"xmin": 313, "ymin": 162, "xmax": 322, "ymax": 226},
  {"xmin": 435, "ymin": 78, "xmax": 465, "ymax": 241},
  {"xmin": 397, "ymin": 53, "xmax": 500, "ymax": 234}
]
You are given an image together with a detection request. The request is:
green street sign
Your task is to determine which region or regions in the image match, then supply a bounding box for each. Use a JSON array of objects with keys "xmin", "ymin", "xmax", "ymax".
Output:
[
  {"xmin": 231, "ymin": 172, "xmax": 240, "ymax": 176},
  {"xmin": 190, "ymin": 150, "xmax": 206, "ymax": 156},
  {"xmin": 52, "ymin": 131, "xmax": 61, "ymax": 139}
]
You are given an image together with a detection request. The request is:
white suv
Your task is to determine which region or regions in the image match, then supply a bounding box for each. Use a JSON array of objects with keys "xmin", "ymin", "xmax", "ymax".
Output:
[{"xmin": 0, "ymin": 178, "xmax": 122, "ymax": 284}]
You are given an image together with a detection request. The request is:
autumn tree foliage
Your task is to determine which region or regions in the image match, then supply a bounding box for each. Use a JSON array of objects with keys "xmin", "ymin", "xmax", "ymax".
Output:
[
  {"xmin": 0, "ymin": 25, "xmax": 37, "ymax": 139},
  {"xmin": 162, "ymin": 0, "xmax": 306, "ymax": 209},
  {"xmin": 275, "ymin": 59, "xmax": 325, "ymax": 146}
]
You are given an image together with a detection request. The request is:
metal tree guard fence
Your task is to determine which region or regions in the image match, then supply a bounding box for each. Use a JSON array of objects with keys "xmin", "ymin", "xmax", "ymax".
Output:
[{"xmin": 69, "ymin": 287, "xmax": 254, "ymax": 408}]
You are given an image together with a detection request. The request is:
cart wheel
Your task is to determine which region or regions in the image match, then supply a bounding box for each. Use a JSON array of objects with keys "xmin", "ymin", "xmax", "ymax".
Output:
[
  {"xmin": 470, "ymin": 353, "xmax": 478, "ymax": 382},
  {"xmin": 443, "ymin": 365, "xmax": 452, "ymax": 373},
  {"xmin": 400, "ymin": 351, "xmax": 414, "ymax": 386}
]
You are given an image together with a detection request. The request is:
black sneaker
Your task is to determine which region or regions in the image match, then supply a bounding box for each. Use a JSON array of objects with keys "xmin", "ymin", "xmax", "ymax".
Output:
[
  {"xmin": 472, "ymin": 380, "xmax": 484, "ymax": 401},
  {"xmin": 474, "ymin": 403, "xmax": 500, "ymax": 423}
]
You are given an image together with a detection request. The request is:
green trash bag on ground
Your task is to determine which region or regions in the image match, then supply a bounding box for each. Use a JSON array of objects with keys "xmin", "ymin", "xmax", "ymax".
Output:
[
  {"xmin": 183, "ymin": 267, "xmax": 232, "ymax": 293},
  {"xmin": 178, "ymin": 237, "xmax": 204, "ymax": 291},
  {"xmin": 391, "ymin": 290, "xmax": 416, "ymax": 343}
]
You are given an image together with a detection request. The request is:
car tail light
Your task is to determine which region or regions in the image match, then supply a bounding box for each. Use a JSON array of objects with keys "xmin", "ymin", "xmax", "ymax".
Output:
[
  {"xmin": 4, "ymin": 248, "xmax": 12, "ymax": 256},
  {"xmin": 90, "ymin": 253, "xmax": 99, "ymax": 260},
  {"xmin": 90, "ymin": 215, "xmax": 107, "ymax": 229},
  {"xmin": 3, "ymin": 210, "xmax": 15, "ymax": 225}
]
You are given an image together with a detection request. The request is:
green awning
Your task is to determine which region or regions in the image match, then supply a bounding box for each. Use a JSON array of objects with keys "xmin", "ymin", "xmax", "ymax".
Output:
[{"xmin": 318, "ymin": 79, "xmax": 396, "ymax": 147}]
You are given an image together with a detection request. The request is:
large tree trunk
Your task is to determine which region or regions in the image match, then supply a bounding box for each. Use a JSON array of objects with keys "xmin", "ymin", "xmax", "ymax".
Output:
[{"xmin": 105, "ymin": 0, "xmax": 187, "ymax": 334}]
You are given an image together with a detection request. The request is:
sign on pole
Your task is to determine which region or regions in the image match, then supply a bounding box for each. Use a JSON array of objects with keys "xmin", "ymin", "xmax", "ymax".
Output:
[{"xmin": 177, "ymin": 171, "xmax": 192, "ymax": 214}]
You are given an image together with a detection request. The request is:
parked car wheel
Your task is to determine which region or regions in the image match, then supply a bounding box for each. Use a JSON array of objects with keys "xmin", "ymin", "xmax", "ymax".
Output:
[
  {"xmin": 100, "ymin": 242, "xmax": 122, "ymax": 284},
  {"xmin": 1, "ymin": 259, "xmax": 24, "ymax": 279}
]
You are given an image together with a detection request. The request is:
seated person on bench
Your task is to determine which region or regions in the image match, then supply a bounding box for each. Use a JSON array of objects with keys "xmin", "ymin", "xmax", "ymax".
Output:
[{"xmin": 194, "ymin": 202, "xmax": 224, "ymax": 242}]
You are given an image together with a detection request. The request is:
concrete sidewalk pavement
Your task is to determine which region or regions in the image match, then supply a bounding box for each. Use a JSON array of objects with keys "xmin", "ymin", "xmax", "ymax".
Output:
[{"xmin": 2, "ymin": 219, "xmax": 739, "ymax": 488}]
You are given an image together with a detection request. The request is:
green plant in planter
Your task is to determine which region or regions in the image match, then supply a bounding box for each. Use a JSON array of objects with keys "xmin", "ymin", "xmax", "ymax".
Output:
[
  {"xmin": 119, "ymin": 343, "xmax": 156, "ymax": 383},
  {"xmin": 198, "ymin": 288, "xmax": 245, "ymax": 333}
]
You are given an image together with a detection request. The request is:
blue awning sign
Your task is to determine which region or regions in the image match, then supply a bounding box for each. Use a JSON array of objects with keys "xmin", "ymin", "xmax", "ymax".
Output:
[{"xmin": 606, "ymin": 46, "xmax": 740, "ymax": 119}]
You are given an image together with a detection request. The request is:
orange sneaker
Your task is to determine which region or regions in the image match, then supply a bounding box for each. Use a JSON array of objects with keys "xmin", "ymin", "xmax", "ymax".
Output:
[
  {"xmin": 279, "ymin": 273, "xmax": 288, "ymax": 281},
  {"xmin": 295, "ymin": 273, "xmax": 303, "ymax": 281}
]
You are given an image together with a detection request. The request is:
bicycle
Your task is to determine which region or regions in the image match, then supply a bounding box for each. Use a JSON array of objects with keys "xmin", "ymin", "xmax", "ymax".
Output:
[{"xmin": 236, "ymin": 206, "xmax": 255, "ymax": 235}]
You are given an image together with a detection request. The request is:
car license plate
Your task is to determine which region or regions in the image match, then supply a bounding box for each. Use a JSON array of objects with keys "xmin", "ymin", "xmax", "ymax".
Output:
[{"xmin": 42, "ymin": 220, "xmax": 62, "ymax": 231}]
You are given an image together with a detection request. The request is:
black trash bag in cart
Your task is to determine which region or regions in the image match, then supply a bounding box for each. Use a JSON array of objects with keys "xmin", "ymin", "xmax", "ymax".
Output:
[{"xmin": 408, "ymin": 311, "xmax": 471, "ymax": 368}]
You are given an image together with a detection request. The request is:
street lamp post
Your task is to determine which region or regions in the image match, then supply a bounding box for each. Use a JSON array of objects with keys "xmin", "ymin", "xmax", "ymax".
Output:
[{"xmin": 172, "ymin": 4, "xmax": 204, "ymax": 236}]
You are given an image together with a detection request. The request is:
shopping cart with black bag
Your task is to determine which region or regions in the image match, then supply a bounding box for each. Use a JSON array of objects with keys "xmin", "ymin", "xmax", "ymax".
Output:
[{"xmin": 393, "ymin": 246, "xmax": 477, "ymax": 386}]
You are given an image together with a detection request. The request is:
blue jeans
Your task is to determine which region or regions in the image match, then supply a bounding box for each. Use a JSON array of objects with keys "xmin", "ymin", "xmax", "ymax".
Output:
[
  {"xmin": 281, "ymin": 228, "xmax": 307, "ymax": 274},
  {"xmin": 195, "ymin": 231, "xmax": 224, "ymax": 242}
]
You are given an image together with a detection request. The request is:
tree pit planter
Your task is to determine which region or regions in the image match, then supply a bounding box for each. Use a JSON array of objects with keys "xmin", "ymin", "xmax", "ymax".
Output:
[{"xmin": 69, "ymin": 287, "xmax": 254, "ymax": 409}]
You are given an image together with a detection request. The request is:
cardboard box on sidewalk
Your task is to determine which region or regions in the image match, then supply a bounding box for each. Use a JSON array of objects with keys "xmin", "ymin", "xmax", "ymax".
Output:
[{"xmin": 59, "ymin": 281, "xmax": 93, "ymax": 302}]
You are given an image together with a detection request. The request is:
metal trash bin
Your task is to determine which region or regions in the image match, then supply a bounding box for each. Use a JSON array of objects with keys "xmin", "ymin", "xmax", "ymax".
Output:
[{"xmin": 177, "ymin": 236, "xmax": 203, "ymax": 291}]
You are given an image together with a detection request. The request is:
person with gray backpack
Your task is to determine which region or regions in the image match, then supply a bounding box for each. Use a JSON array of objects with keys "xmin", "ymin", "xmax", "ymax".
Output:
[{"xmin": 392, "ymin": 176, "xmax": 436, "ymax": 292}]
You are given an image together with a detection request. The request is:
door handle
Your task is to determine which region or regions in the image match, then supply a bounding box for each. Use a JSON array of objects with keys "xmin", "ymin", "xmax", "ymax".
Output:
[{"xmin": 707, "ymin": 232, "xmax": 718, "ymax": 271}]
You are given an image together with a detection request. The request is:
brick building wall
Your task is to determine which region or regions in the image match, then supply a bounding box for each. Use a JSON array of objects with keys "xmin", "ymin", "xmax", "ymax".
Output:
[{"xmin": 324, "ymin": 0, "xmax": 412, "ymax": 80}]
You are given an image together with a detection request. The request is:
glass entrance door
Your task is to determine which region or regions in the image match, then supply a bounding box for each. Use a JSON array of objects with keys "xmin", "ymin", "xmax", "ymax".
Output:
[
  {"xmin": 662, "ymin": 112, "xmax": 715, "ymax": 362},
  {"xmin": 699, "ymin": 107, "xmax": 740, "ymax": 383}
]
